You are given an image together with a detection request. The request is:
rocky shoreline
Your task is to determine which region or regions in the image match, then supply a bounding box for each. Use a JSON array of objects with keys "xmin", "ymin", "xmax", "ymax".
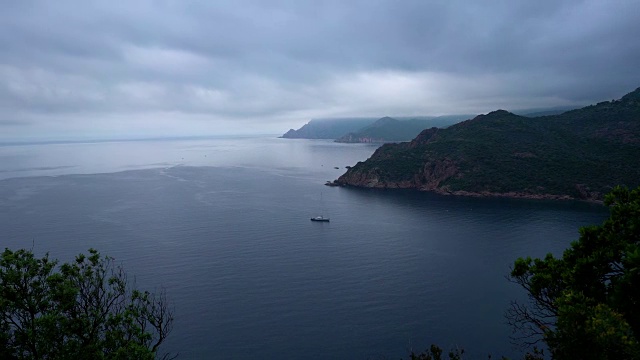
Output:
[{"xmin": 325, "ymin": 180, "xmax": 604, "ymax": 203}]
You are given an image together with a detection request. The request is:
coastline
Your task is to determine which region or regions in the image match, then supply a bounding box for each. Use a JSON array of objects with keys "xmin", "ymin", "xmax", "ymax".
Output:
[{"xmin": 326, "ymin": 181, "xmax": 605, "ymax": 204}]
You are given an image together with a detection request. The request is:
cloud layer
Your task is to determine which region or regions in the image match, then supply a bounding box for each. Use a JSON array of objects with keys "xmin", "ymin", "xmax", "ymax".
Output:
[{"xmin": 1, "ymin": 0, "xmax": 639, "ymax": 140}]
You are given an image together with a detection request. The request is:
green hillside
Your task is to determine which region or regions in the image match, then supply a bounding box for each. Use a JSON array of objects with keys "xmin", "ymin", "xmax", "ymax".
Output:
[{"xmin": 332, "ymin": 88, "xmax": 640, "ymax": 201}]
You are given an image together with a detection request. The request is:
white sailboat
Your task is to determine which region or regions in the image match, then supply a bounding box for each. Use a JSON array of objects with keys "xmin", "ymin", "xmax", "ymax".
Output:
[
  {"xmin": 310, "ymin": 192, "xmax": 330, "ymax": 222},
  {"xmin": 310, "ymin": 215, "xmax": 330, "ymax": 222}
]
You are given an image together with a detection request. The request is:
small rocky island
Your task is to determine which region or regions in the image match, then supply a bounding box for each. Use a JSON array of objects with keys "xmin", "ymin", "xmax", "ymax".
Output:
[{"xmin": 329, "ymin": 87, "xmax": 640, "ymax": 202}]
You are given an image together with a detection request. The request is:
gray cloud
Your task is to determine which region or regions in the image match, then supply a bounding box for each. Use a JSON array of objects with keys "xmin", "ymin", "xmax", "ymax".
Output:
[{"xmin": 1, "ymin": 0, "xmax": 639, "ymax": 140}]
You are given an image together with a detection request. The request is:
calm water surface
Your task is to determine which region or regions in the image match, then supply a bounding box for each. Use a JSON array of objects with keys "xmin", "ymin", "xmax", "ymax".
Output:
[{"xmin": 0, "ymin": 137, "xmax": 607, "ymax": 359}]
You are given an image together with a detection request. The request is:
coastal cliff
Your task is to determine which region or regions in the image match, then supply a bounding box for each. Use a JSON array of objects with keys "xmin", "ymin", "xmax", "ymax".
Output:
[{"xmin": 331, "ymin": 88, "xmax": 640, "ymax": 201}]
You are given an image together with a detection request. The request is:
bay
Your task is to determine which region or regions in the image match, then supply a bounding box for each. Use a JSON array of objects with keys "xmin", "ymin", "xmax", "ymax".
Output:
[{"xmin": 0, "ymin": 136, "xmax": 607, "ymax": 359}]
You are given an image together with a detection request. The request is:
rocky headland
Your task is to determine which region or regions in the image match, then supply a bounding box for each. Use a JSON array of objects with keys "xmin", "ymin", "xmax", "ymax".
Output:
[{"xmin": 330, "ymin": 88, "xmax": 640, "ymax": 202}]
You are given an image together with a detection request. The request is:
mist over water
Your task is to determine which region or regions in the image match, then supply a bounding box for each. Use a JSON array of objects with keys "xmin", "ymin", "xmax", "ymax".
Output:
[{"xmin": 0, "ymin": 137, "xmax": 607, "ymax": 359}]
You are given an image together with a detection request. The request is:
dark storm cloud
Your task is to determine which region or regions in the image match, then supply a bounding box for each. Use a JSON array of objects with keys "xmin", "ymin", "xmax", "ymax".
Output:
[{"xmin": 1, "ymin": 0, "xmax": 639, "ymax": 139}]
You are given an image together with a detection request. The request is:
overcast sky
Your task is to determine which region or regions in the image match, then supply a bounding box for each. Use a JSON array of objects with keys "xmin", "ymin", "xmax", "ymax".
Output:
[{"xmin": 1, "ymin": 0, "xmax": 639, "ymax": 140}]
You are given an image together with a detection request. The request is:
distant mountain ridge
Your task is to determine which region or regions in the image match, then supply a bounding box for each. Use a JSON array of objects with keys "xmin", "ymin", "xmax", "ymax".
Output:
[
  {"xmin": 335, "ymin": 116, "xmax": 424, "ymax": 143},
  {"xmin": 333, "ymin": 115, "xmax": 474, "ymax": 143},
  {"xmin": 282, "ymin": 115, "xmax": 472, "ymax": 142},
  {"xmin": 330, "ymin": 87, "xmax": 640, "ymax": 201},
  {"xmin": 280, "ymin": 118, "xmax": 378, "ymax": 139}
]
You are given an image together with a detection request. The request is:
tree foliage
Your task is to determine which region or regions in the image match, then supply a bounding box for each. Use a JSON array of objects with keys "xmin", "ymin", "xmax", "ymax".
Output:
[
  {"xmin": 508, "ymin": 186, "xmax": 640, "ymax": 359},
  {"xmin": 0, "ymin": 248, "xmax": 174, "ymax": 360}
]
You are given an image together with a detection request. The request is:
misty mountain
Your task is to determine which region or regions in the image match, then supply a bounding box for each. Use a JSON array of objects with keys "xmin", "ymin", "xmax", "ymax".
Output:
[
  {"xmin": 282, "ymin": 115, "xmax": 472, "ymax": 141},
  {"xmin": 280, "ymin": 118, "xmax": 378, "ymax": 139},
  {"xmin": 334, "ymin": 115, "xmax": 473, "ymax": 143},
  {"xmin": 334, "ymin": 117, "xmax": 422, "ymax": 143}
]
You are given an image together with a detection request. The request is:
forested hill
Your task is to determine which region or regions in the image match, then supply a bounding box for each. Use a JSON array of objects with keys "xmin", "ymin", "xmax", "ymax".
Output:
[{"xmin": 331, "ymin": 87, "xmax": 640, "ymax": 201}]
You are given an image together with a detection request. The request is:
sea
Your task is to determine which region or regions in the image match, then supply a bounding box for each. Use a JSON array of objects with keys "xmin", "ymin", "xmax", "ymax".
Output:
[{"xmin": 0, "ymin": 136, "xmax": 608, "ymax": 359}]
